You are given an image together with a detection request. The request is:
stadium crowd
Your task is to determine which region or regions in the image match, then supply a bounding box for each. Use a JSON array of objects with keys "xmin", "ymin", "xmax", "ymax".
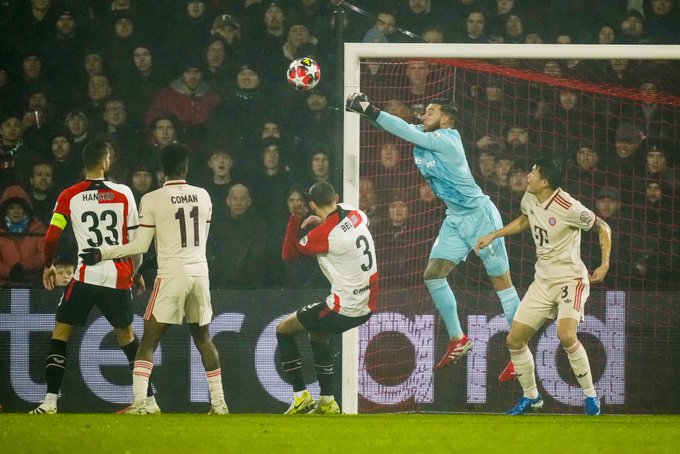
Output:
[{"xmin": 0, "ymin": 0, "xmax": 678, "ymax": 290}]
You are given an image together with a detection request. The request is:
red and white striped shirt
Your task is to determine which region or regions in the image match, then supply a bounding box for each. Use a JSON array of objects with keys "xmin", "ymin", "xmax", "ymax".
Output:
[
  {"xmin": 282, "ymin": 203, "xmax": 379, "ymax": 317},
  {"xmin": 49, "ymin": 179, "xmax": 139, "ymax": 289}
]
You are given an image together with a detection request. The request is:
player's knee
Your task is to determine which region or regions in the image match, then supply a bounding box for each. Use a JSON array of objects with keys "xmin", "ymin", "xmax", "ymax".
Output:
[
  {"xmin": 557, "ymin": 331, "xmax": 578, "ymax": 348},
  {"xmin": 506, "ymin": 331, "xmax": 525, "ymax": 350}
]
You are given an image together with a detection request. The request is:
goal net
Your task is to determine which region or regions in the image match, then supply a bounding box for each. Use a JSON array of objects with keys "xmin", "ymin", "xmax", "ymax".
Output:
[{"xmin": 342, "ymin": 44, "xmax": 680, "ymax": 415}]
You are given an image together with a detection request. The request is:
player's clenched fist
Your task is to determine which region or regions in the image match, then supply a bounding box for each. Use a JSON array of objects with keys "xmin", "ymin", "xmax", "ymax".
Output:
[{"xmin": 345, "ymin": 92, "xmax": 381, "ymax": 120}]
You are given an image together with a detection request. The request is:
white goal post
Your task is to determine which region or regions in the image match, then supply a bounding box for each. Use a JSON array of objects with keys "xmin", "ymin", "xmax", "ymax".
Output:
[{"xmin": 340, "ymin": 43, "xmax": 680, "ymax": 414}]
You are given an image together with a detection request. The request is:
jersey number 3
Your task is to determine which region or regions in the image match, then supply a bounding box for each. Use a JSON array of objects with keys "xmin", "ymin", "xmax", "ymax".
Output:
[
  {"xmin": 356, "ymin": 235, "xmax": 374, "ymax": 272},
  {"xmin": 175, "ymin": 206, "xmax": 200, "ymax": 247}
]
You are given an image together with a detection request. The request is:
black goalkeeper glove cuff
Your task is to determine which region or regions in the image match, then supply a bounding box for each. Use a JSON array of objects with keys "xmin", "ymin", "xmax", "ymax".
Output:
[
  {"xmin": 345, "ymin": 92, "xmax": 381, "ymax": 121},
  {"xmin": 79, "ymin": 247, "xmax": 102, "ymax": 266}
]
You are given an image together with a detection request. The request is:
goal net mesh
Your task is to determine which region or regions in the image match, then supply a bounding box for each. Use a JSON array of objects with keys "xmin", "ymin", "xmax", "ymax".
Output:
[{"xmin": 356, "ymin": 56, "xmax": 680, "ymax": 414}]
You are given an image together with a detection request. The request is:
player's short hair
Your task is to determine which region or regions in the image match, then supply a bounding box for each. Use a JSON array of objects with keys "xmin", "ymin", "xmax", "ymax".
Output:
[
  {"xmin": 533, "ymin": 157, "xmax": 563, "ymax": 190},
  {"xmin": 82, "ymin": 139, "xmax": 111, "ymax": 170},
  {"xmin": 160, "ymin": 143, "xmax": 190, "ymax": 177},
  {"xmin": 430, "ymin": 97, "xmax": 459, "ymax": 120},
  {"xmin": 308, "ymin": 181, "xmax": 336, "ymax": 207}
]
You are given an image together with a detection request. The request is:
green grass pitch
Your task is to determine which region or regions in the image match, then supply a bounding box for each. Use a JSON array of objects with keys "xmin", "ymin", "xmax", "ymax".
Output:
[{"xmin": 2, "ymin": 414, "xmax": 678, "ymax": 453}]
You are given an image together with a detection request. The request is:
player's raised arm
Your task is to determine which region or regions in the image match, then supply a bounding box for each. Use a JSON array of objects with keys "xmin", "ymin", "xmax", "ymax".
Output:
[
  {"xmin": 475, "ymin": 214, "xmax": 530, "ymax": 254},
  {"xmin": 589, "ymin": 217, "xmax": 612, "ymax": 283}
]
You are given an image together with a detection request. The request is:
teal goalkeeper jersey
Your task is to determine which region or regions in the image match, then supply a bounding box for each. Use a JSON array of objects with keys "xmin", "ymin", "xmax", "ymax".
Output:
[{"xmin": 374, "ymin": 111, "xmax": 489, "ymax": 215}]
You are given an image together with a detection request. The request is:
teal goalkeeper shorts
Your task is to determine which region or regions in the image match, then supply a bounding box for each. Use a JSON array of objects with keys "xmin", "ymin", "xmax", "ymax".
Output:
[{"xmin": 429, "ymin": 199, "xmax": 510, "ymax": 277}]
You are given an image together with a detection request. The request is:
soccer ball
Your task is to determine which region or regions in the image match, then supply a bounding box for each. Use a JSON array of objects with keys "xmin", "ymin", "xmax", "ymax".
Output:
[{"xmin": 287, "ymin": 57, "xmax": 321, "ymax": 91}]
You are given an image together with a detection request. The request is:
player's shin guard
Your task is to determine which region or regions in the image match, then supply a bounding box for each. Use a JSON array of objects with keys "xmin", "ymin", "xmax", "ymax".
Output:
[
  {"xmin": 276, "ymin": 332, "xmax": 306, "ymax": 392},
  {"xmin": 564, "ymin": 342, "xmax": 597, "ymax": 398},
  {"xmin": 122, "ymin": 337, "xmax": 154, "ymax": 397},
  {"xmin": 425, "ymin": 278, "xmax": 463, "ymax": 338},
  {"xmin": 310, "ymin": 340, "xmax": 334, "ymax": 396},
  {"xmin": 509, "ymin": 346, "xmax": 539, "ymax": 399},
  {"xmin": 45, "ymin": 339, "xmax": 68, "ymax": 395},
  {"xmin": 496, "ymin": 287, "xmax": 520, "ymax": 326},
  {"xmin": 132, "ymin": 360, "xmax": 153, "ymax": 404}
]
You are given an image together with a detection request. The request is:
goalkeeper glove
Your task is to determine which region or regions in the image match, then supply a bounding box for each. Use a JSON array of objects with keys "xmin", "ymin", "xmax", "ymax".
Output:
[
  {"xmin": 345, "ymin": 92, "xmax": 380, "ymax": 120},
  {"xmin": 79, "ymin": 247, "xmax": 102, "ymax": 266}
]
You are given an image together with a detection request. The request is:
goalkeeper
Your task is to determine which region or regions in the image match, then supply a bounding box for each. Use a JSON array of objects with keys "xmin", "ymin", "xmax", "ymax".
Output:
[{"xmin": 346, "ymin": 93, "xmax": 520, "ymax": 376}]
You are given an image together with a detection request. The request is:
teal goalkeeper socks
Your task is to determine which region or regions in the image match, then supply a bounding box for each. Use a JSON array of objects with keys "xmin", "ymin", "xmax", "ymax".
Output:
[
  {"xmin": 425, "ymin": 278, "xmax": 464, "ymax": 338},
  {"xmin": 497, "ymin": 287, "xmax": 520, "ymax": 326}
]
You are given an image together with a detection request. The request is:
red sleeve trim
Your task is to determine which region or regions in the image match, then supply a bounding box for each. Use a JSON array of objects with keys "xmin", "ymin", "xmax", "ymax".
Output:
[{"xmin": 44, "ymin": 224, "xmax": 63, "ymax": 267}]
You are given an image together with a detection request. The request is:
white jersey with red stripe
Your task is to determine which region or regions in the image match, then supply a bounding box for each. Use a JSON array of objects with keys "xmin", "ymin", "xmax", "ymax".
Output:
[
  {"xmin": 100, "ymin": 180, "xmax": 211, "ymax": 278},
  {"xmin": 520, "ymin": 188, "xmax": 596, "ymax": 281},
  {"xmin": 284, "ymin": 203, "xmax": 379, "ymax": 317},
  {"xmin": 54, "ymin": 179, "xmax": 138, "ymax": 289}
]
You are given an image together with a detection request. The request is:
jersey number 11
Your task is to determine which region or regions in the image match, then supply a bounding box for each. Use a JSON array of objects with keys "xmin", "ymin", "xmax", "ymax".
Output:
[{"xmin": 175, "ymin": 206, "xmax": 200, "ymax": 247}]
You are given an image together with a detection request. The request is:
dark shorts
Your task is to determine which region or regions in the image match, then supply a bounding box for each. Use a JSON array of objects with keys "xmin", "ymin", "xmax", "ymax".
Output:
[
  {"xmin": 296, "ymin": 301, "xmax": 371, "ymax": 334},
  {"xmin": 55, "ymin": 280, "xmax": 134, "ymax": 329}
]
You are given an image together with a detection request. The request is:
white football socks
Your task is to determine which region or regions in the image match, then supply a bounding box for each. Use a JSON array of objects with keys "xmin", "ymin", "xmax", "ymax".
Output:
[
  {"xmin": 564, "ymin": 342, "xmax": 597, "ymax": 398},
  {"xmin": 510, "ymin": 345, "xmax": 539, "ymax": 399}
]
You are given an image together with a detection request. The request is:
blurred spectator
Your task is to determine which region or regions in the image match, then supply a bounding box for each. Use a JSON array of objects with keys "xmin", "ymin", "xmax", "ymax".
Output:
[
  {"xmin": 251, "ymin": 138, "xmax": 295, "ymax": 225},
  {"xmin": 565, "ymin": 143, "xmax": 607, "ymax": 203},
  {"xmin": 48, "ymin": 131, "xmax": 81, "ymax": 191},
  {"xmin": 596, "ymin": 24, "xmax": 617, "ymax": 44},
  {"xmin": 373, "ymin": 195, "xmax": 421, "ymax": 288},
  {"xmin": 98, "ymin": 97, "xmax": 140, "ymax": 160},
  {"xmin": 145, "ymin": 58, "xmax": 221, "ymax": 151},
  {"xmin": 0, "ymin": 113, "xmax": 40, "ymax": 192},
  {"xmin": 81, "ymin": 74, "xmax": 113, "ymax": 133},
  {"xmin": 641, "ymin": 138, "xmax": 679, "ymax": 192},
  {"xmin": 458, "ymin": 9, "xmax": 489, "ymax": 43},
  {"xmin": 20, "ymin": 86, "xmax": 57, "ymax": 156},
  {"xmin": 209, "ymin": 64, "xmax": 267, "ymax": 147},
  {"xmin": 643, "ymin": 0, "xmax": 680, "ymax": 43},
  {"xmin": 26, "ymin": 160, "xmax": 56, "ymax": 225},
  {"xmin": 0, "ymin": 184, "xmax": 46, "ymax": 288},
  {"xmin": 619, "ymin": 9, "xmax": 649, "ymax": 44},
  {"xmin": 359, "ymin": 176, "xmax": 384, "ymax": 230},
  {"xmin": 203, "ymin": 35, "xmax": 236, "ymax": 98},
  {"xmin": 127, "ymin": 160, "xmax": 157, "ymax": 205},
  {"xmin": 200, "ymin": 144, "xmax": 241, "ymax": 222},
  {"xmin": 211, "ymin": 13, "xmax": 242, "ymax": 52},
  {"xmin": 207, "ymin": 183, "xmax": 268, "ymax": 288},
  {"xmin": 119, "ymin": 43, "xmax": 169, "ymax": 126},
  {"xmin": 174, "ymin": 0, "xmax": 212, "ymax": 63},
  {"xmin": 138, "ymin": 114, "xmax": 179, "ymax": 169},
  {"xmin": 291, "ymin": 88, "xmax": 334, "ymax": 158},
  {"xmin": 63, "ymin": 109, "xmax": 90, "ymax": 157}
]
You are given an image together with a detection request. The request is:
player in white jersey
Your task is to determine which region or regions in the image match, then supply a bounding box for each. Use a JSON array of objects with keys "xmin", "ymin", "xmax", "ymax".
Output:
[
  {"xmin": 80, "ymin": 144, "xmax": 228, "ymax": 415},
  {"xmin": 277, "ymin": 181, "xmax": 379, "ymax": 414},
  {"xmin": 31, "ymin": 139, "xmax": 159, "ymax": 415},
  {"xmin": 476, "ymin": 158, "xmax": 612, "ymax": 416}
]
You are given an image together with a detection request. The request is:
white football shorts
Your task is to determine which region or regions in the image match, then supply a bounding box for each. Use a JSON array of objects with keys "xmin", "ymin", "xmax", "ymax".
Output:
[
  {"xmin": 144, "ymin": 276, "xmax": 213, "ymax": 326},
  {"xmin": 513, "ymin": 276, "xmax": 590, "ymax": 330}
]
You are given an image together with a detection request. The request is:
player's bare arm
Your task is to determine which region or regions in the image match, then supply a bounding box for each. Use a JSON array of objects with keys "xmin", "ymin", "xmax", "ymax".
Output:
[
  {"xmin": 475, "ymin": 214, "xmax": 530, "ymax": 253},
  {"xmin": 42, "ymin": 265, "xmax": 57, "ymax": 291},
  {"xmin": 589, "ymin": 217, "xmax": 612, "ymax": 284}
]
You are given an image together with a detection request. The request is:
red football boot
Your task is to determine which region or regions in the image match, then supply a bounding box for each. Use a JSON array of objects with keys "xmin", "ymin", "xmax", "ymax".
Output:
[
  {"xmin": 436, "ymin": 335, "xmax": 473, "ymax": 369},
  {"xmin": 498, "ymin": 360, "xmax": 517, "ymax": 382}
]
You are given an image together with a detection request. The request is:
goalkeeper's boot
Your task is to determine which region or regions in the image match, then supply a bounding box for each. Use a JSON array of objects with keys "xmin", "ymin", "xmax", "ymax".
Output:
[
  {"xmin": 498, "ymin": 360, "xmax": 517, "ymax": 382},
  {"xmin": 29, "ymin": 403, "xmax": 57, "ymax": 415},
  {"xmin": 283, "ymin": 390, "xmax": 316, "ymax": 415},
  {"xmin": 311, "ymin": 398, "xmax": 341, "ymax": 415},
  {"xmin": 436, "ymin": 335, "xmax": 473, "ymax": 369},
  {"xmin": 584, "ymin": 396, "xmax": 601, "ymax": 416},
  {"xmin": 145, "ymin": 395, "xmax": 161, "ymax": 415},
  {"xmin": 209, "ymin": 399, "xmax": 229, "ymax": 415},
  {"xmin": 506, "ymin": 394, "xmax": 543, "ymax": 415},
  {"xmin": 117, "ymin": 401, "xmax": 148, "ymax": 415}
]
